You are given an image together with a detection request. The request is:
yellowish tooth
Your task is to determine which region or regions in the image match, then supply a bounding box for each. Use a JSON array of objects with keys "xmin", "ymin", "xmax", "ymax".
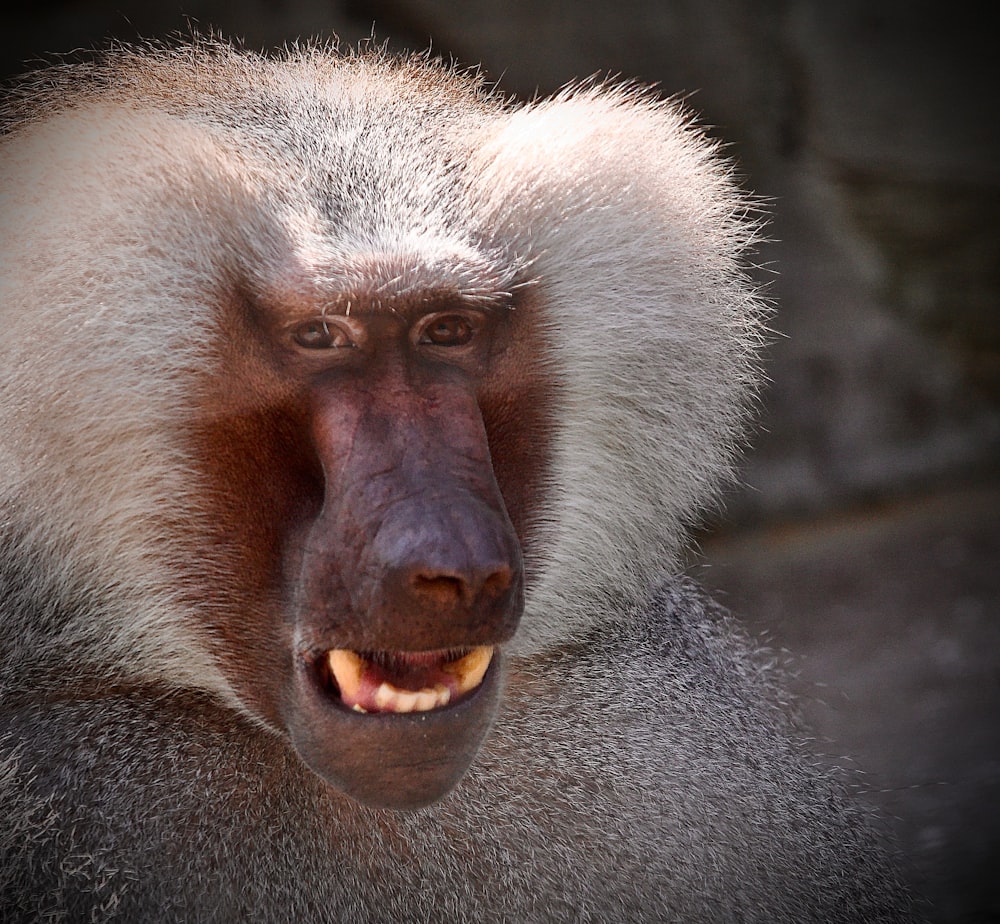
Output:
[
  {"xmin": 444, "ymin": 646, "xmax": 494, "ymax": 694},
  {"xmin": 328, "ymin": 649, "xmax": 364, "ymax": 700},
  {"xmin": 351, "ymin": 704, "xmax": 368, "ymax": 713},
  {"xmin": 374, "ymin": 682, "xmax": 395, "ymax": 711},
  {"xmin": 434, "ymin": 683, "xmax": 451, "ymax": 706},
  {"xmin": 394, "ymin": 690, "xmax": 418, "ymax": 713},
  {"xmin": 413, "ymin": 690, "xmax": 437, "ymax": 711}
]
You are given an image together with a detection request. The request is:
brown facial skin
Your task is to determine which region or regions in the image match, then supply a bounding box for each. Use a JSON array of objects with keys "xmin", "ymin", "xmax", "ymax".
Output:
[
  {"xmin": 291, "ymin": 308, "xmax": 523, "ymax": 650},
  {"xmin": 191, "ymin": 267, "xmax": 552, "ymax": 810}
]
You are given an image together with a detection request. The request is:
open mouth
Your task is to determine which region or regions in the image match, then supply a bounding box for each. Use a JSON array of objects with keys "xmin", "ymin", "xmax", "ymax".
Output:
[
  {"xmin": 289, "ymin": 643, "xmax": 504, "ymax": 807},
  {"xmin": 325, "ymin": 646, "xmax": 494, "ymax": 714}
]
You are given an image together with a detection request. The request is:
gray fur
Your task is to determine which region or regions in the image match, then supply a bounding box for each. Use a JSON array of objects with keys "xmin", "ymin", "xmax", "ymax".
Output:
[{"xmin": 0, "ymin": 40, "xmax": 914, "ymax": 921}]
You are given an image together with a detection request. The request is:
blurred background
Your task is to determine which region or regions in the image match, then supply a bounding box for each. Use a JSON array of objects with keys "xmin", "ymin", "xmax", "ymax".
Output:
[{"xmin": 3, "ymin": 3, "xmax": 997, "ymax": 920}]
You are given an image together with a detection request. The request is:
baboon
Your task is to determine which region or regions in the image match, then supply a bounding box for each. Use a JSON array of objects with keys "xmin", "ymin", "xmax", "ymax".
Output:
[{"xmin": 0, "ymin": 39, "xmax": 914, "ymax": 922}]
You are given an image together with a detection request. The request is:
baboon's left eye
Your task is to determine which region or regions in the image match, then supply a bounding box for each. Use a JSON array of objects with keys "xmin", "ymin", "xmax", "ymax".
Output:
[{"xmin": 417, "ymin": 314, "xmax": 478, "ymax": 348}]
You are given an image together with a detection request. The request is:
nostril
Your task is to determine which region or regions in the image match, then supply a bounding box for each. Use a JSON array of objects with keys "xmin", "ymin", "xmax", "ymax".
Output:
[
  {"xmin": 410, "ymin": 567, "xmax": 514, "ymax": 608},
  {"xmin": 412, "ymin": 574, "xmax": 465, "ymax": 607},
  {"xmin": 482, "ymin": 567, "xmax": 513, "ymax": 600}
]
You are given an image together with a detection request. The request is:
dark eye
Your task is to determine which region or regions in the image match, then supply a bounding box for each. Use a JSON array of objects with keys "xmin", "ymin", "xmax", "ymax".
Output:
[
  {"xmin": 291, "ymin": 318, "xmax": 353, "ymax": 350},
  {"xmin": 418, "ymin": 314, "xmax": 477, "ymax": 347}
]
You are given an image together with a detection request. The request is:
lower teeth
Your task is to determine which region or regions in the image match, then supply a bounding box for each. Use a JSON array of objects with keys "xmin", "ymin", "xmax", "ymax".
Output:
[
  {"xmin": 327, "ymin": 646, "xmax": 494, "ymax": 714},
  {"xmin": 373, "ymin": 682, "xmax": 451, "ymax": 713}
]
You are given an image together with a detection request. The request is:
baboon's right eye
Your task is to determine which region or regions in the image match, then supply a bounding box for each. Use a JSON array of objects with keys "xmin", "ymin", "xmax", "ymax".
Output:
[{"xmin": 291, "ymin": 319, "xmax": 355, "ymax": 350}]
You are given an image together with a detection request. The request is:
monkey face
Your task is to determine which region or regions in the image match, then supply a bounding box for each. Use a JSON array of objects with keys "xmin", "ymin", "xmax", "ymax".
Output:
[{"xmin": 190, "ymin": 261, "xmax": 552, "ymax": 809}]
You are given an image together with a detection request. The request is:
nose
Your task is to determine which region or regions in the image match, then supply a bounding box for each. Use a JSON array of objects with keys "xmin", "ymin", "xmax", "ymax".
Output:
[{"xmin": 363, "ymin": 492, "xmax": 524, "ymax": 646}]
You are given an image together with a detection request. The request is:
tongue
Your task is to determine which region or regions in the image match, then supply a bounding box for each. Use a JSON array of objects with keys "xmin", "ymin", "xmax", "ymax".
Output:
[{"xmin": 328, "ymin": 647, "xmax": 493, "ymax": 714}]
